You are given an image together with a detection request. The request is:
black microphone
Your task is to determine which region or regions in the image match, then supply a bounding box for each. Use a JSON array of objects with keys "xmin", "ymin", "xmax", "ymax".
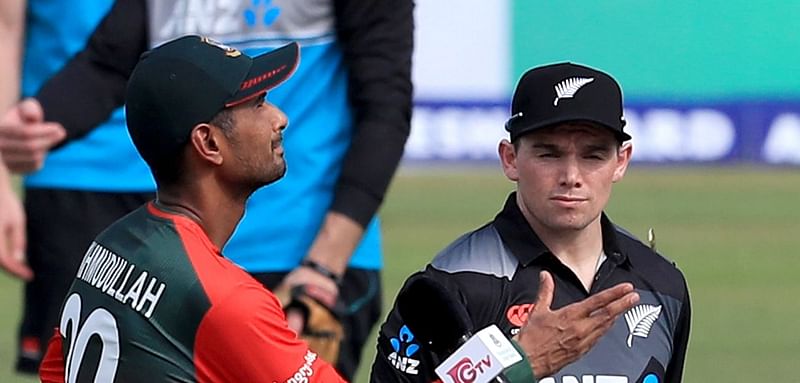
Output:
[
  {"xmin": 397, "ymin": 274, "xmax": 473, "ymax": 356},
  {"xmin": 397, "ymin": 275, "xmax": 523, "ymax": 383}
]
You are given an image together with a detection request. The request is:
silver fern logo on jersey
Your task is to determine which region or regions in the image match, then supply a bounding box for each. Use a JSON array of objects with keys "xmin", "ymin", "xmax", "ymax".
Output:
[
  {"xmin": 624, "ymin": 304, "xmax": 662, "ymax": 348},
  {"xmin": 553, "ymin": 77, "xmax": 594, "ymax": 106}
]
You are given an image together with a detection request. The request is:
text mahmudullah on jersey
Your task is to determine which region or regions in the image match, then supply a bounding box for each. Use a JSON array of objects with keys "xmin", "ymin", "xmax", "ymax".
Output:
[{"xmin": 75, "ymin": 242, "xmax": 166, "ymax": 319}]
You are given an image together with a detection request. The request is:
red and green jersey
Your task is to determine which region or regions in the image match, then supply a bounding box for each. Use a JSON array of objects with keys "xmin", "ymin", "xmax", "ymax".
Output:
[{"xmin": 39, "ymin": 202, "xmax": 345, "ymax": 382}]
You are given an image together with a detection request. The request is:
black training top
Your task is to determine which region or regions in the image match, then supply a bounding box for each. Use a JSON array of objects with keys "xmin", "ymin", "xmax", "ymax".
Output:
[{"xmin": 371, "ymin": 192, "xmax": 691, "ymax": 383}]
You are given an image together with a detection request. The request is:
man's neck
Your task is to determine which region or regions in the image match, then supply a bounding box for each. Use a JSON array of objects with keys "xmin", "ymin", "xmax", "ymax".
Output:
[
  {"xmin": 522, "ymin": 208, "xmax": 604, "ymax": 291},
  {"xmin": 156, "ymin": 184, "xmax": 247, "ymax": 249}
]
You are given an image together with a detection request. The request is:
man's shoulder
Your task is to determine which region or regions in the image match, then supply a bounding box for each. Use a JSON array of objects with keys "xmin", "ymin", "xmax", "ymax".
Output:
[
  {"xmin": 429, "ymin": 222, "xmax": 518, "ymax": 281},
  {"xmin": 614, "ymin": 226, "xmax": 681, "ymax": 267},
  {"xmin": 614, "ymin": 225, "xmax": 689, "ymax": 297}
]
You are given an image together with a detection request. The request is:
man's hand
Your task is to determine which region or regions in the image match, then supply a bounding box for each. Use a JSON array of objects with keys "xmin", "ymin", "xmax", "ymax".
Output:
[
  {"xmin": 0, "ymin": 164, "xmax": 31, "ymax": 281},
  {"xmin": 514, "ymin": 271, "xmax": 640, "ymax": 378},
  {"xmin": 272, "ymin": 284, "xmax": 345, "ymax": 364},
  {"xmin": 0, "ymin": 98, "xmax": 66, "ymax": 173},
  {"xmin": 279, "ymin": 265, "xmax": 339, "ymax": 306}
]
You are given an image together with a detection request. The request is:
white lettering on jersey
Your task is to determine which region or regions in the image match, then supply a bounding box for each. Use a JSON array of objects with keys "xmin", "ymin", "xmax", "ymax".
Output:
[
  {"xmin": 282, "ymin": 350, "xmax": 317, "ymax": 383},
  {"xmin": 77, "ymin": 242, "xmax": 166, "ymax": 319},
  {"xmin": 540, "ymin": 374, "xmax": 628, "ymax": 383},
  {"xmin": 157, "ymin": 0, "xmax": 241, "ymax": 40}
]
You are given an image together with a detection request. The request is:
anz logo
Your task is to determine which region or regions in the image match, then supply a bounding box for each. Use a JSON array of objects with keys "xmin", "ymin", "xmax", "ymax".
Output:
[
  {"xmin": 244, "ymin": 0, "xmax": 281, "ymax": 27},
  {"xmin": 387, "ymin": 325, "xmax": 420, "ymax": 375},
  {"xmin": 157, "ymin": 0, "xmax": 283, "ymax": 39}
]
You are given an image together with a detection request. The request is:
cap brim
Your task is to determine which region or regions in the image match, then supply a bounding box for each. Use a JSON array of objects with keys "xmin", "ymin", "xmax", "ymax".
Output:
[
  {"xmin": 507, "ymin": 115, "xmax": 631, "ymax": 143},
  {"xmin": 225, "ymin": 42, "xmax": 300, "ymax": 107}
]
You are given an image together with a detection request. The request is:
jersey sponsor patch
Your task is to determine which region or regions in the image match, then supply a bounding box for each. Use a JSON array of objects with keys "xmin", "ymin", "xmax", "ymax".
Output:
[
  {"xmin": 540, "ymin": 374, "xmax": 628, "ymax": 383},
  {"xmin": 506, "ymin": 302, "xmax": 535, "ymax": 327},
  {"xmin": 282, "ymin": 350, "xmax": 317, "ymax": 383},
  {"xmin": 388, "ymin": 325, "xmax": 420, "ymax": 375}
]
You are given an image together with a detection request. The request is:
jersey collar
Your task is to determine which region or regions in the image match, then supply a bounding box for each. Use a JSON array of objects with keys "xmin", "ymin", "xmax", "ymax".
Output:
[{"xmin": 493, "ymin": 192, "xmax": 628, "ymax": 268}]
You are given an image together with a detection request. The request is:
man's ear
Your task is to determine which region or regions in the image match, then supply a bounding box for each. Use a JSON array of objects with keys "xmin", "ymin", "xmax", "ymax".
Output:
[
  {"xmin": 499, "ymin": 139, "xmax": 519, "ymax": 182},
  {"xmin": 189, "ymin": 123, "xmax": 224, "ymax": 166},
  {"xmin": 612, "ymin": 142, "xmax": 633, "ymax": 183}
]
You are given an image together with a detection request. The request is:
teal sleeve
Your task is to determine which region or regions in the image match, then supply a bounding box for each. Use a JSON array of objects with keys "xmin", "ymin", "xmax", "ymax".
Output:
[{"xmin": 504, "ymin": 339, "xmax": 537, "ymax": 383}]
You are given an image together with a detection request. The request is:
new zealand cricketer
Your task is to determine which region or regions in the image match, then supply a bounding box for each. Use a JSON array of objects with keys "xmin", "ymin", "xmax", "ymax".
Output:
[{"xmin": 372, "ymin": 63, "xmax": 691, "ymax": 382}]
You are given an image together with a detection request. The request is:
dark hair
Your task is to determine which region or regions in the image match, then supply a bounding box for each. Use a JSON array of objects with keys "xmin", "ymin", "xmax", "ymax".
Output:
[
  {"xmin": 210, "ymin": 107, "xmax": 236, "ymax": 138},
  {"xmin": 149, "ymin": 108, "xmax": 236, "ymax": 188}
]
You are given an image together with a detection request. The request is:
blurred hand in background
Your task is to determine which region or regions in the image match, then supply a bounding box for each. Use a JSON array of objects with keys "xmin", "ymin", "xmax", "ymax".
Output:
[
  {"xmin": 0, "ymin": 158, "xmax": 31, "ymax": 280},
  {"xmin": 0, "ymin": 98, "xmax": 65, "ymax": 173}
]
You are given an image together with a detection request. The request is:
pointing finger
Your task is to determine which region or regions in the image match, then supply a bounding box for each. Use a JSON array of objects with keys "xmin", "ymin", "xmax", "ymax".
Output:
[{"xmin": 574, "ymin": 282, "xmax": 634, "ymax": 316}]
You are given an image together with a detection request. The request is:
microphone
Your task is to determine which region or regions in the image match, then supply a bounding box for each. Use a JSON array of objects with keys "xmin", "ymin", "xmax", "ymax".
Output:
[
  {"xmin": 433, "ymin": 324, "xmax": 526, "ymax": 383},
  {"xmin": 396, "ymin": 275, "xmax": 532, "ymax": 383},
  {"xmin": 397, "ymin": 274, "xmax": 473, "ymax": 356}
]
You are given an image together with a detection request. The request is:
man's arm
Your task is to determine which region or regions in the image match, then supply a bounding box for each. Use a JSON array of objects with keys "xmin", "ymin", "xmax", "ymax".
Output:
[
  {"xmin": 38, "ymin": 329, "xmax": 65, "ymax": 382},
  {"xmin": 0, "ymin": 155, "xmax": 31, "ymax": 280},
  {"xmin": 285, "ymin": 0, "xmax": 414, "ymax": 289},
  {"xmin": 36, "ymin": 0, "xmax": 147, "ymax": 143},
  {"xmin": 0, "ymin": 0, "xmax": 25, "ymax": 113},
  {"xmin": 195, "ymin": 284, "xmax": 346, "ymax": 382},
  {"xmin": 0, "ymin": 0, "xmax": 146, "ymax": 173},
  {"xmin": 370, "ymin": 271, "xmax": 445, "ymax": 382},
  {"xmin": 665, "ymin": 281, "xmax": 691, "ymax": 382},
  {"xmin": 370, "ymin": 270, "xmax": 640, "ymax": 382}
]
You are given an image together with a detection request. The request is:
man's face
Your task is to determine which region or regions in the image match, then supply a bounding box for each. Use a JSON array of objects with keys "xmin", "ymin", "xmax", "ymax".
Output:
[
  {"xmin": 223, "ymin": 95, "xmax": 288, "ymax": 188},
  {"xmin": 499, "ymin": 123, "xmax": 632, "ymax": 234}
]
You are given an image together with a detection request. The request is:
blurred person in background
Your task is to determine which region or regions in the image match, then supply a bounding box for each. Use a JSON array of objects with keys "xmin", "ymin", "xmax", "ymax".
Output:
[
  {"xmin": 0, "ymin": 0, "xmax": 65, "ymax": 283},
  {"xmin": 0, "ymin": 0, "xmax": 155, "ymax": 375},
  {"xmin": 0, "ymin": 0, "xmax": 412, "ymax": 379},
  {"xmin": 372, "ymin": 63, "xmax": 691, "ymax": 382}
]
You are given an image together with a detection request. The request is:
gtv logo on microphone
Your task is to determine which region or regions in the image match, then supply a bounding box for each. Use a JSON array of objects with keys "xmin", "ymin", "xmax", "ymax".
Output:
[
  {"xmin": 445, "ymin": 356, "xmax": 493, "ymax": 383},
  {"xmin": 435, "ymin": 325, "xmax": 522, "ymax": 383}
]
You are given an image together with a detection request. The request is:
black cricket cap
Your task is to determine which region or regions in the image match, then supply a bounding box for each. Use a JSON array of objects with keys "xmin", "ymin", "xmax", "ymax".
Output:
[
  {"xmin": 126, "ymin": 35, "xmax": 299, "ymax": 165},
  {"xmin": 505, "ymin": 62, "xmax": 630, "ymax": 142}
]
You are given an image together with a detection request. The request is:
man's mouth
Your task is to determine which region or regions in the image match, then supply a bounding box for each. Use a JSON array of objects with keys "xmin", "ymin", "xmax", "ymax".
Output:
[
  {"xmin": 550, "ymin": 196, "xmax": 588, "ymax": 207},
  {"xmin": 272, "ymin": 135, "xmax": 283, "ymax": 150}
]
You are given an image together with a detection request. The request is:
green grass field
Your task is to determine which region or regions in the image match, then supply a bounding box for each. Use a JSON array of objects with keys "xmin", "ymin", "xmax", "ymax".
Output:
[{"xmin": 1, "ymin": 166, "xmax": 799, "ymax": 382}]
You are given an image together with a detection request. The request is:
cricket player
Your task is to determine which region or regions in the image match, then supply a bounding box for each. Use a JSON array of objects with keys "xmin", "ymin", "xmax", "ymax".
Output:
[
  {"xmin": 372, "ymin": 63, "xmax": 691, "ymax": 382},
  {"xmin": 38, "ymin": 36, "xmax": 348, "ymax": 382}
]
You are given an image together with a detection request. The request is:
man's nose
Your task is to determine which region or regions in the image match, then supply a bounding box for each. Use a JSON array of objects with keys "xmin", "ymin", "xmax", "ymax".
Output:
[
  {"xmin": 270, "ymin": 104, "xmax": 288, "ymax": 131},
  {"xmin": 559, "ymin": 157, "xmax": 582, "ymax": 188}
]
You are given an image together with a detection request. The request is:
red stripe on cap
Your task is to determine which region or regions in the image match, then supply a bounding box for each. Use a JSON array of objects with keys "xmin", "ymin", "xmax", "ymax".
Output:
[{"xmin": 240, "ymin": 65, "xmax": 287, "ymax": 90}]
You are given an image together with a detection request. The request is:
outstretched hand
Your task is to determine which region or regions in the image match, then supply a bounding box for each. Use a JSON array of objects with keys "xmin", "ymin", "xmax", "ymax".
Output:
[
  {"xmin": 0, "ymin": 98, "xmax": 66, "ymax": 173},
  {"xmin": 514, "ymin": 270, "xmax": 639, "ymax": 378},
  {"xmin": 0, "ymin": 165, "xmax": 31, "ymax": 281}
]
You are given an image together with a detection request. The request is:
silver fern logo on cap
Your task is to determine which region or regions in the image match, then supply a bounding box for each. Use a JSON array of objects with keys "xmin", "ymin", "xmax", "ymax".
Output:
[
  {"xmin": 624, "ymin": 304, "xmax": 662, "ymax": 348},
  {"xmin": 553, "ymin": 77, "xmax": 594, "ymax": 106}
]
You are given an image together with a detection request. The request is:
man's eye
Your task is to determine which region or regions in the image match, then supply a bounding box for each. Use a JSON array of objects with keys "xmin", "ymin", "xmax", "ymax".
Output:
[{"xmin": 538, "ymin": 153, "xmax": 557, "ymax": 158}]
